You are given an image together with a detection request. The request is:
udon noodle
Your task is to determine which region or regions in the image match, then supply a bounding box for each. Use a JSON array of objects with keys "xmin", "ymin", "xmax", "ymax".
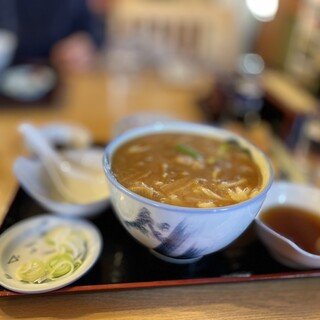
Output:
[{"xmin": 111, "ymin": 133, "xmax": 262, "ymax": 208}]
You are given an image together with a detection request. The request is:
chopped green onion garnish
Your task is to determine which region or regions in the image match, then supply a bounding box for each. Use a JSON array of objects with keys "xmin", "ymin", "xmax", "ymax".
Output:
[
  {"xmin": 47, "ymin": 254, "xmax": 74, "ymax": 280},
  {"xmin": 176, "ymin": 143, "xmax": 203, "ymax": 160},
  {"xmin": 16, "ymin": 259, "xmax": 47, "ymax": 283},
  {"xmin": 16, "ymin": 226, "xmax": 88, "ymax": 284},
  {"xmin": 217, "ymin": 140, "xmax": 252, "ymax": 158}
]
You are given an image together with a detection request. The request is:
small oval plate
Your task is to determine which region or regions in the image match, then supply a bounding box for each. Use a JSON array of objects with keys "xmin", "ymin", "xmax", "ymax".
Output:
[{"xmin": 0, "ymin": 215, "xmax": 102, "ymax": 294}]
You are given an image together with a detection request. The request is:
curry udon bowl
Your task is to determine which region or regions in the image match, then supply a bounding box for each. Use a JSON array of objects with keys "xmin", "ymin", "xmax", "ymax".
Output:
[{"xmin": 103, "ymin": 122, "xmax": 273, "ymax": 263}]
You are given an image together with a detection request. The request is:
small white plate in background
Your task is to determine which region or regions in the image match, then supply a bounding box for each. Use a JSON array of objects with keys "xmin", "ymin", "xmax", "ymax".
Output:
[{"xmin": 0, "ymin": 64, "xmax": 57, "ymax": 102}]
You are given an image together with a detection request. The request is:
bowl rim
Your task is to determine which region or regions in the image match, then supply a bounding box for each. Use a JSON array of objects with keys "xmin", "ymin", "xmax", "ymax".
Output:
[
  {"xmin": 103, "ymin": 121, "xmax": 274, "ymax": 214},
  {"xmin": 256, "ymin": 180, "xmax": 320, "ymax": 219}
]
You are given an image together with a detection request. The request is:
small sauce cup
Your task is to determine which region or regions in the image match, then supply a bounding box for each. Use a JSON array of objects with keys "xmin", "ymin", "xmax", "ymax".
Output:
[{"xmin": 255, "ymin": 181, "xmax": 320, "ymax": 269}]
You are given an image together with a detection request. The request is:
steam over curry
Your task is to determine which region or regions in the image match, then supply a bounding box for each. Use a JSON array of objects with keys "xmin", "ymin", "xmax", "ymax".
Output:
[{"xmin": 112, "ymin": 133, "xmax": 262, "ymax": 208}]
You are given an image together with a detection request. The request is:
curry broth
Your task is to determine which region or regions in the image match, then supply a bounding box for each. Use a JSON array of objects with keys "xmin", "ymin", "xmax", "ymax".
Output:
[{"xmin": 112, "ymin": 133, "xmax": 262, "ymax": 208}]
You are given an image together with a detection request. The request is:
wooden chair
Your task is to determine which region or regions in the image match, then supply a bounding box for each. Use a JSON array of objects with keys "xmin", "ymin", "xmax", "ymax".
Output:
[{"xmin": 107, "ymin": 0, "xmax": 240, "ymax": 73}]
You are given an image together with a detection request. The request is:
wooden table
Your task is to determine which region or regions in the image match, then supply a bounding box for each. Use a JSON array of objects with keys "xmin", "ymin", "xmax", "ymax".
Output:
[
  {"xmin": 1, "ymin": 69, "xmax": 320, "ymax": 319},
  {"xmin": 0, "ymin": 70, "xmax": 206, "ymax": 226}
]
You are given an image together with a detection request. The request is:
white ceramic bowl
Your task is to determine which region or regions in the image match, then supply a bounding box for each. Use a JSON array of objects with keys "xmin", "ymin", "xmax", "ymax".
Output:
[
  {"xmin": 14, "ymin": 148, "xmax": 110, "ymax": 218},
  {"xmin": 112, "ymin": 112, "xmax": 175, "ymax": 137},
  {"xmin": 255, "ymin": 181, "xmax": 320, "ymax": 269},
  {"xmin": 103, "ymin": 122, "xmax": 273, "ymax": 263}
]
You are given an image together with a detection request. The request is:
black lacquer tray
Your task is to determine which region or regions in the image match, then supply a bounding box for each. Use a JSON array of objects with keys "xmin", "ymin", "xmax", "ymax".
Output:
[{"xmin": 1, "ymin": 188, "xmax": 320, "ymax": 297}]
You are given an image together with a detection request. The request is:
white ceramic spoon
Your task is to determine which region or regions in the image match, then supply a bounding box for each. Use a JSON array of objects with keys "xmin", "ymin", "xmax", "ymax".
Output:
[
  {"xmin": 40, "ymin": 122, "xmax": 92, "ymax": 148},
  {"xmin": 13, "ymin": 153, "xmax": 109, "ymax": 217},
  {"xmin": 19, "ymin": 123, "xmax": 108, "ymax": 204}
]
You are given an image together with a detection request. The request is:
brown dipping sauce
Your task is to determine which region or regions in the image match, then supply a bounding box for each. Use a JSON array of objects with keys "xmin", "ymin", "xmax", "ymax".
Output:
[{"xmin": 260, "ymin": 206, "xmax": 320, "ymax": 255}]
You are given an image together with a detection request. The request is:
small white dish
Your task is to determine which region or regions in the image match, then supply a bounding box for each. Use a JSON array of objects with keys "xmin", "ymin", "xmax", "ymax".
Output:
[
  {"xmin": 0, "ymin": 214, "xmax": 102, "ymax": 294},
  {"xmin": 13, "ymin": 147, "xmax": 110, "ymax": 218},
  {"xmin": 255, "ymin": 181, "xmax": 320, "ymax": 269},
  {"xmin": 0, "ymin": 64, "xmax": 57, "ymax": 102},
  {"xmin": 158, "ymin": 59, "xmax": 205, "ymax": 88},
  {"xmin": 19, "ymin": 123, "xmax": 108, "ymax": 205},
  {"xmin": 112, "ymin": 112, "xmax": 175, "ymax": 137},
  {"xmin": 36, "ymin": 122, "xmax": 93, "ymax": 149}
]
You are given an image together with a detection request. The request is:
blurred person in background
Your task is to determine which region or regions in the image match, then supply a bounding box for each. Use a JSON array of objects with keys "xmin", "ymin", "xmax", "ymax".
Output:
[{"xmin": 0, "ymin": 0, "xmax": 111, "ymax": 72}]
